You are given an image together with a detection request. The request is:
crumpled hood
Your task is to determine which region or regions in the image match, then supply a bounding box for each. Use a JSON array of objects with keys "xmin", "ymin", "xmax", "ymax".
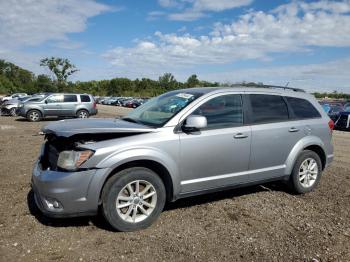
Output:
[{"xmin": 42, "ymin": 118, "xmax": 155, "ymax": 137}]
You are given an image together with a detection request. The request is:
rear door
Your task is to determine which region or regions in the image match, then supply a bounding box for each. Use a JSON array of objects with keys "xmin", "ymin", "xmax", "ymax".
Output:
[
  {"xmin": 247, "ymin": 94, "xmax": 305, "ymax": 181},
  {"xmin": 61, "ymin": 94, "xmax": 78, "ymax": 116}
]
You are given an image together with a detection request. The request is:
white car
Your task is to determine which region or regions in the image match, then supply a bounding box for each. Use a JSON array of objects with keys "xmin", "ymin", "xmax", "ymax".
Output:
[{"xmin": 1, "ymin": 93, "xmax": 27, "ymax": 103}]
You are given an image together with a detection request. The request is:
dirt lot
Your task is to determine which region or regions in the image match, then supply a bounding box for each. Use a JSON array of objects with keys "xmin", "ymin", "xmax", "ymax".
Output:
[{"xmin": 0, "ymin": 104, "xmax": 349, "ymax": 261}]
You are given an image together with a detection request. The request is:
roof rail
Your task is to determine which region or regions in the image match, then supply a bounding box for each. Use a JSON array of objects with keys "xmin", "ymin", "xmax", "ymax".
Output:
[{"xmin": 260, "ymin": 84, "xmax": 305, "ymax": 92}]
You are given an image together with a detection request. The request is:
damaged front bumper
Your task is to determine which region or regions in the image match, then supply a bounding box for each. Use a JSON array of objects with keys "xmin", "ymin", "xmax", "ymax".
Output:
[
  {"xmin": 31, "ymin": 160, "xmax": 110, "ymax": 218},
  {"xmin": 0, "ymin": 105, "xmax": 16, "ymax": 115}
]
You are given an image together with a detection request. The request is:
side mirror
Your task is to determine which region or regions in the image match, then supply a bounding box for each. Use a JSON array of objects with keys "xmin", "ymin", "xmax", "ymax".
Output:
[
  {"xmin": 182, "ymin": 115, "xmax": 207, "ymax": 132},
  {"xmin": 45, "ymin": 100, "xmax": 48, "ymax": 104}
]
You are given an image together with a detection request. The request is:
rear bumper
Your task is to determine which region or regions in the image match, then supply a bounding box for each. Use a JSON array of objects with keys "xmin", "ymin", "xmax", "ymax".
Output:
[
  {"xmin": 91, "ymin": 108, "xmax": 98, "ymax": 116},
  {"xmin": 326, "ymin": 154, "xmax": 334, "ymax": 168},
  {"xmin": 31, "ymin": 160, "xmax": 109, "ymax": 217}
]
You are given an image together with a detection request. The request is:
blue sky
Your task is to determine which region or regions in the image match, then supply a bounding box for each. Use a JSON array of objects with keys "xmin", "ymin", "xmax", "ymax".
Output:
[{"xmin": 1, "ymin": 0, "xmax": 350, "ymax": 92}]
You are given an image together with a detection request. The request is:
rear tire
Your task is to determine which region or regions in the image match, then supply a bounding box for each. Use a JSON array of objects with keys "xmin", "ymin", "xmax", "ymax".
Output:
[
  {"xmin": 77, "ymin": 109, "xmax": 89, "ymax": 119},
  {"xmin": 102, "ymin": 167, "xmax": 166, "ymax": 232},
  {"xmin": 288, "ymin": 150, "xmax": 322, "ymax": 194},
  {"xmin": 26, "ymin": 110, "xmax": 42, "ymax": 122}
]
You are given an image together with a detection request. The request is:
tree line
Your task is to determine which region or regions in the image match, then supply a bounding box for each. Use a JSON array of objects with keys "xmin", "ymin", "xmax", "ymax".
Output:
[
  {"xmin": 0, "ymin": 58, "xmax": 220, "ymax": 97},
  {"xmin": 0, "ymin": 58, "xmax": 349, "ymax": 99}
]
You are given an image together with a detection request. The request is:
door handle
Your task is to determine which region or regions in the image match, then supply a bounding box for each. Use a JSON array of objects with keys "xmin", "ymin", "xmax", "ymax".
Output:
[
  {"xmin": 234, "ymin": 133, "xmax": 248, "ymax": 139},
  {"xmin": 288, "ymin": 127, "xmax": 299, "ymax": 132}
]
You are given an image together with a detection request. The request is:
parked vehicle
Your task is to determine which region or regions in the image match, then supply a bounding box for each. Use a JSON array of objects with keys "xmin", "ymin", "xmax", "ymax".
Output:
[
  {"xmin": 0, "ymin": 96, "xmax": 42, "ymax": 116},
  {"xmin": 335, "ymin": 112, "xmax": 350, "ymax": 131},
  {"xmin": 326, "ymin": 104, "xmax": 344, "ymax": 121},
  {"xmin": 344, "ymin": 103, "xmax": 350, "ymax": 112},
  {"xmin": 125, "ymin": 99, "xmax": 142, "ymax": 108},
  {"xmin": 1, "ymin": 93, "xmax": 27, "ymax": 103},
  {"xmin": 32, "ymin": 87, "xmax": 333, "ymax": 231},
  {"xmin": 18, "ymin": 93, "xmax": 97, "ymax": 122}
]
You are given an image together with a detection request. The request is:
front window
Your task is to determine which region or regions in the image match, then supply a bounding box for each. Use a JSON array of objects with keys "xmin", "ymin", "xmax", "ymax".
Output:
[
  {"xmin": 192, "ymin": 94, "xmax": 243, "ymax": 129},
  {"xmin": 46, "ymin": 94, "xmax": 63, "ymax": 103},
  {"xmin": 123, "ymin": 90, "xmax": 204, "ymax": 127}
]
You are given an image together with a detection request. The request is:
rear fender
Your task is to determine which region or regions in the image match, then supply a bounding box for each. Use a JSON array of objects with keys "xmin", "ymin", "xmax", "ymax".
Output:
[{"xmin": 284, "ymin": 136, "xmax": 326, "ymax": 175}]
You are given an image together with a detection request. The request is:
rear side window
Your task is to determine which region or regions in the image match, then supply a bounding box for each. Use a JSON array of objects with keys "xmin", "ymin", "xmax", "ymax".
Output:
[
  {"xmin": 80, "ymin": 95, "xmax": 91, "ymax": 102},
  {"xmin": 193, "ymin": 94, "xmax": 243, "ymax": 129},
  {"xmin": 64, "ymin": 95, "xmax": 78, "ymax": 102},
  {"xmin": 286, "ymin": 97, "xmax": 321, "ymax": 119},
  {"xmin": 250, "ymin": 94, "xmax": 289, "ymax": 124}
]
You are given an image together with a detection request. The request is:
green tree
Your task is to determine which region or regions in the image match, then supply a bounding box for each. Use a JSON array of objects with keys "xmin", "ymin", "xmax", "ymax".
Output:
[
  {"xmin": 36, "ymin": 74, "xmax": 56, "ymax": 92},
  {"xmin": 40, "ymin": 57, "xmax": 78, "ymax": 90},
  {"xmin": 186, "ymin": 74, "xmax": 200, "ymax": 88},
  {"xmin": 159, "ymin": 73, "xmax": 178, "ymax": 90}
]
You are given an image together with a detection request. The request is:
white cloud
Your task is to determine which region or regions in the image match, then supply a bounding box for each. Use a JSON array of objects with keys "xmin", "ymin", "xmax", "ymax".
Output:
[
  {"xmin": 193, "ymin": 0, "xmax": 253, "ymax": 12},
  {"xmin": 105, "ymin": 1, "xmax": 350, "ymax": 70},
  {"xmin": 201, "ymin": 58, "xmax": 350, "ymax": 93},
  {"xmin": 156, "ymin": 0, "xmax": 253, "ymax": 21},
  {"xmin": 0, "ymin": 0, "xmax": 110, "ymax": 49}
]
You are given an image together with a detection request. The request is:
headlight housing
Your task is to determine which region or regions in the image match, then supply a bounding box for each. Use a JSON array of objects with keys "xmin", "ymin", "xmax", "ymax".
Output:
[{"xmin": 57, "ymin": 150, "xmax": 94, "ymax": 171}]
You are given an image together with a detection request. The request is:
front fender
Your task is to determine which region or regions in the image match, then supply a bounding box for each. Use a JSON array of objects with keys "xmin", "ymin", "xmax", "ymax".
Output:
[
  {"xmin": 284, "ymin": 136, "xmax": 326, "ymax": 175},
  {"xmin": 94, "ymin": 147, "xmax": 181, "ymax": 198},
  {"xmin": 25, "ymin": 105, "xmax": 44, "ymax": 116}
]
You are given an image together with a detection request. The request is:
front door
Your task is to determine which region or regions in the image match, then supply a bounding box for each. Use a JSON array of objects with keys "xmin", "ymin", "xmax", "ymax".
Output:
[
  {"xmin": 179, "ymin": 94, "xmax": 251, "ymax": 193},
  {"xmin": 43, "ymin": 94, "xmax": 64, "ymax": 116}
]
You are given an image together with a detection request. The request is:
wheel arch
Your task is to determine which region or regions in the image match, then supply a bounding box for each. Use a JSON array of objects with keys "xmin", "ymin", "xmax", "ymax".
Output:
[
  {"xmin": 26, "ymin": 108, "xmax": 43, "ymax": 118},
  {"xmin": 285, "ymin": 136, "xmax": 327, "ymax": 175},
  {"xmin": 98, "ymin": 159, "xmax": 174, "ymax": 204},
  {"xmin": 27, "ymin": 106, "xmax": 44, "ymax": 115},
  {"xmin": 303, "ymin": 145, "xmax": 326, "ymax": 170},
  {"xmin": 76, "ymin": 108, "xmax": 89, "ymax": 115}
]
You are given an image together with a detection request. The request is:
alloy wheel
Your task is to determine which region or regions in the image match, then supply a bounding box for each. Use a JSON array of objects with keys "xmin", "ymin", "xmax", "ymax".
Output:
[
  {"xmin": 116, "ymin": 180, "xmax": 157, "ymax": 223},
  {"xmin": 29, "ymin": 111, "xmax": 40, "ymax": 121},
  {"xmin": 78, "ymin": 111, "xmax": 88, "ymax": 118},
  {"xmin": 298, "ymin": 158, "xmax": 318, "ymax": 188}
]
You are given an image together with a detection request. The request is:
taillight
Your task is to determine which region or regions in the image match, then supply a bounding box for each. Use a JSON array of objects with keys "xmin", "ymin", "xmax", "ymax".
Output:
[
  {"xmin": 328, "ymin": 119, "xmax": 334, "ymax": 132},
  {"xmin": 93, "ymin": 101, "xmax": 96, "ymax": 109}
]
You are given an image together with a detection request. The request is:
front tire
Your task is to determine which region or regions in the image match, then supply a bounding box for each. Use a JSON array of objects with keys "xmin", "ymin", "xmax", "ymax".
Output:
[
  {"xmin": 26, "ymin": 110, "xmax": 42, "ymax": 122},
  {"xmin": 288, "ymin": 150, "xmax": 322, "ymax": 194},
  {"xmin": 10, "ymin": 107, "xmax": 17, "ymax": 116},
  {"xmin": 102, "ymin": 167, "xmax": 166, "ymax": 232}
]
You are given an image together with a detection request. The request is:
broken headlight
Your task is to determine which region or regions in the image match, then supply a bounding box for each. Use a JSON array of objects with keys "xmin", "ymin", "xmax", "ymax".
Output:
[{"xmin": 57, "ymin": 150, "xmax": 94, "ymax": 171}]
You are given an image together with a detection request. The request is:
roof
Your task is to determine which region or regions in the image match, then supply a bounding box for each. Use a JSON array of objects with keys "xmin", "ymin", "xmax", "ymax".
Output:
[{"xmin": 178, "ymin": 86, "xmax": 309, "ymax": 98}]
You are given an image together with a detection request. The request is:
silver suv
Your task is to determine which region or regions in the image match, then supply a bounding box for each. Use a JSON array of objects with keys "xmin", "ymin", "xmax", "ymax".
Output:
[
  {"xmin": 18, "ymin": 93, "xmax": 97, "ymax": 121},
  {"xmin": 31, "ymin": 87, "xmax": 334, "ymax": 231}
]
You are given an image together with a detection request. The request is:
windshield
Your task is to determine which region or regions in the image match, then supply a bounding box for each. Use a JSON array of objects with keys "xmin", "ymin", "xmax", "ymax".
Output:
[{"xmin": 123, "ymin": 90, "xmax": 204, "ymax": 127}]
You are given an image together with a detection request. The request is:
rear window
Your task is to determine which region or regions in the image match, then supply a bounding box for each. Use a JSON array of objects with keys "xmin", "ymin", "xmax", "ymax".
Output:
[
  {"xmin": 64, "ymin": 95, "xmax": 78, "ymax": 102},
  {"xmin": 250, "ymin": 94, "xmax": 289, "ymax": 124},
  {"xmin": 286, "ymin": 97, "xmax": 321, "ymax": 119},
  {"xmin": 80, "ymin": 95, "xmax": 91, "ymax": 102}
]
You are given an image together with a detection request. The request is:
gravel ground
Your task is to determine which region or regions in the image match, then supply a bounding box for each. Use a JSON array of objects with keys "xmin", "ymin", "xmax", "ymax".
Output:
[{"xmin": 0, "ymin": 104, "xmax": 349, "ymax": 261}]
